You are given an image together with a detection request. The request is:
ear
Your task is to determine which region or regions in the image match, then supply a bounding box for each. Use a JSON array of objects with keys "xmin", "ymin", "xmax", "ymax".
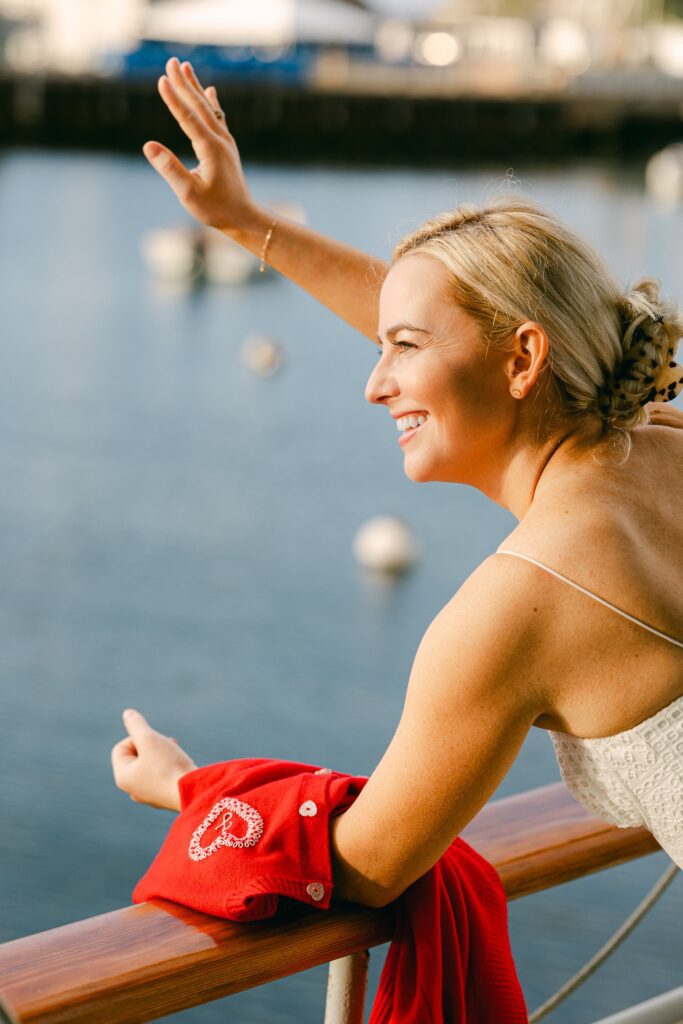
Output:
[{"xmin": 506, "ymin": 321, "xmax": 549, "ymax": 398}]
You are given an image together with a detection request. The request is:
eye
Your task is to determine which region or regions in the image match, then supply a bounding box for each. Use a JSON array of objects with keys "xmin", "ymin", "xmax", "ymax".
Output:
[{"xmin": 393, "ymin": 340, "xmax": 416, "ymax": 351}]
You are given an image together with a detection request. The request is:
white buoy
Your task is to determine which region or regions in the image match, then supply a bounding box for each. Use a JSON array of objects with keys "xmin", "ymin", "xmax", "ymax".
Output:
[
  {"xmin": 352, "ymin": 516, "xmax": 419, "ymax": 575},
  {"xmin": 645, "ymin": 144, "xmax": 683, "ymax": 204},
  {"xmin": 241, "ymin": 334, "xmax": 284, "ymax": 377}
]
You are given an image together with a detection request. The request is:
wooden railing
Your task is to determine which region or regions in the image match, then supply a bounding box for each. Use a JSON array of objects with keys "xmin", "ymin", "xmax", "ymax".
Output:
[{"xmin": 0, "ymin": 783, "xmax": 660, "ymax": 1024}]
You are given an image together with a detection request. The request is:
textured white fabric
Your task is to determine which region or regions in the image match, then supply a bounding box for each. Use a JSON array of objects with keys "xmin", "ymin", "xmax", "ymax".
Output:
[
  {"xmin": 549, "ymin": 696, "xmax": 683, "ymax": 868},
  {"xmin": 495, "ymin": 549, "xmax": 683, "ymax": 867}
]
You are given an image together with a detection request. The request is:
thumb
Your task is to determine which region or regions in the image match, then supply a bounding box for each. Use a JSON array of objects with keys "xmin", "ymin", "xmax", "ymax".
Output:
[
  {"xmin": 122, "ymin": 707, "xmax": 153, "ymax": 740},
  {"xmin": 142, "ymin": 141, "xmax": 195, "ymax": 197},
  {"xmin": 111, "ymin": 736, "xmax": 137, "ymax": 771}
]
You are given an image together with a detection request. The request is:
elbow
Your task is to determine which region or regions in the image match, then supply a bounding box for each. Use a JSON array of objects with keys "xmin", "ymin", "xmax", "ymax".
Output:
[
  {"xmin": 330, "ymin": 815, "xmax": 403, "ymax": 908},
  {"xmin": 362, "ymin": 885, "xmax": 400, "ymax": 909},
  {"xmin": 352, "ymin": 876, "xmax": 401, "ymax": 909},
  {"xmin": 333, "ymin": 865, "xmax": 402, "ymax": 908}
]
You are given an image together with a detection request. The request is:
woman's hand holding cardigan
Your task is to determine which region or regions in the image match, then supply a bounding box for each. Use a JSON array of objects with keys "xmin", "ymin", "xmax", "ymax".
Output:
[{"xmin": 143, "ymin": 57, "xmax": 386, "ymax": 341}]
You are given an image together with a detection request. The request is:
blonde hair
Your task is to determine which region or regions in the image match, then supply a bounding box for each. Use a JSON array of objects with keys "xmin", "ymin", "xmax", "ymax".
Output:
[{"xmin": 393, "ymin": 196, "xmax": 683, "ymax": 459}]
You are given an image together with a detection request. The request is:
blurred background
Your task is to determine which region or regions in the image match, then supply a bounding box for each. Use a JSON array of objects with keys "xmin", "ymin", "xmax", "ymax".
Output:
[
  {"xmin": 0, "ymin": 2, "xmax": 682, "ymax": 1023},
  {"xmin": 1, "ymin": 0, "xmax": 683, "ymax": 160}
]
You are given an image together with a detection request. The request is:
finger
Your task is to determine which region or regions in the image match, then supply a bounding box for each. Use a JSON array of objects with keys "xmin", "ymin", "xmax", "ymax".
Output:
[
  {"xmin": 143, "ymin": 140, "xmax": 198, "ymax": 200},
  {"xmin": 122, "ymin": 707, "xmax": 153, "ymax": 741},
  {"xmin": 111, "ymin": 736, "xmax": 137, "ymax": 770},
  {"xmin": 179, "ymin": 63, "xmax": 229, "ymax": 133},
  {"xmin": 647, "ymin": 399, "xmax": 683, "ymax": 420},
  {"xmin": 178, "ymin": 60, "xmax": 230, "ymax": 139},
  {"xmin": 157, "ymin": 75, "xmax": 218, "ymax": 158},
  {"xmin": 181, "ymin": 59, "xmax": 209, "ymax": 101},
  {"xmin": 166, "ymin": 58, "xmax": 221, "ymax": 136},
  {"xmin": 203, "ymin": 85, "xmax": 230, "ymax": 136}
]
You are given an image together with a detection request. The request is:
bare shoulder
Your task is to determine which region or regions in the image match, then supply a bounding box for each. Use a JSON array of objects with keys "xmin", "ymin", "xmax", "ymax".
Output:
[
  {"xmin": 436, "ymin": 550, "xmax": 553, "ymax": 632},
  {"xmin": 404, "ymin": 553, "xmax": 554, "ymax": 720}
]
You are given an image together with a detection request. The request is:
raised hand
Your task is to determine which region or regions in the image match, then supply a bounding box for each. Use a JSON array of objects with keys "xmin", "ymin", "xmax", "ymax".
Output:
[
  {"xmin": 111, "ymin": 708, "xmax": 197, "ymax": 812},
  {"xmin": 143, "ymin": 57, "xmax": 256, "ymax": 235},
  {"xmin": 646, "ymin": 401, "xmax": 683, "ymax": 429},
  {"xmin": 143, "ymin": 55, "xmax": 384, "ymax": 341}
]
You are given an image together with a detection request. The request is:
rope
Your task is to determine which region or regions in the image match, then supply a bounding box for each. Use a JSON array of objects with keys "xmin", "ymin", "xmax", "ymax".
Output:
[{"xmin": 528, "ymin": 860, "xmax": 680, "ymax": 1023}]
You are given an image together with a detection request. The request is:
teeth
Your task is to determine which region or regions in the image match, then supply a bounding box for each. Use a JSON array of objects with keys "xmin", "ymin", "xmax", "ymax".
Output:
[{"xmin": 396, "ymin": 413, "xmax": 428, "ymax": 431}]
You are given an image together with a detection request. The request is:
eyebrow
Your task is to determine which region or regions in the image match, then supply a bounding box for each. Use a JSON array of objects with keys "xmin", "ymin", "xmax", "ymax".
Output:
[{"xmin": 376, "ymin": 323, "xmax": 430, "ymax": 343}]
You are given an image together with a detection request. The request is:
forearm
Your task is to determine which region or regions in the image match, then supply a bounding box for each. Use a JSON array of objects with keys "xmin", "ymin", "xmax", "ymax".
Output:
[{"xmin": 229, "ymin": 205, "xmax": 388, "ymax": 342}]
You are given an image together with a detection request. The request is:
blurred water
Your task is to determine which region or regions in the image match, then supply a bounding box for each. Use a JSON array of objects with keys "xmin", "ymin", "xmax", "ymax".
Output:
[{"xmin": 0, "ymin": 150, "xmax": 681, "ymax": 1023}]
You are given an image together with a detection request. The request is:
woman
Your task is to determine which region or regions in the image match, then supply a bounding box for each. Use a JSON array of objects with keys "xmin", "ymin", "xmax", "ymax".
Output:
[{"xmin": 113, "ymin": 58, "xmax": 683, "ymax": 903}]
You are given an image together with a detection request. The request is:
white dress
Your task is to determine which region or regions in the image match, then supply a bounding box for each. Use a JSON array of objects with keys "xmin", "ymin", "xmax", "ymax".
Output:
[{"xmin": 497, "ymin": 550, "xmax": 683, "ymax": 868}]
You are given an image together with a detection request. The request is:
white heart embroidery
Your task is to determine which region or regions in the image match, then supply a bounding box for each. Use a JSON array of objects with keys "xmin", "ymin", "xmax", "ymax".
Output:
[
  {"xmin": 299, "ymin": 800, "xmax": 318, "ymax": 817},
  {"xmin": 188, "ymin": 797, "xmax": 264, "ymax": 862}
]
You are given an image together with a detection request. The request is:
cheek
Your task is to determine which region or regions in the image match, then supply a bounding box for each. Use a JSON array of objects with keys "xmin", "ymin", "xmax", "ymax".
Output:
[
  {"xmin": 439, "ymin": 365, "xmax": 486, "ymax": 419},
  {"xmin": 433, "ymin": 370, "xmax": 503, "ymax": 446}
]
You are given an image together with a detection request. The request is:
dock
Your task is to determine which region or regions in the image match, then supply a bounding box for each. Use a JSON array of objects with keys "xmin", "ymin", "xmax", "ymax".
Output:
[{"xmin": 1, "ymin": 71, "xmax": 682, "ymax": 164}]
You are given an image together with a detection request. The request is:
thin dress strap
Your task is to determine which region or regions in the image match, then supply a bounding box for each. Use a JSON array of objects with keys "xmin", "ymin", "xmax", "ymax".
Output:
[{"xmin": 496, "ymin": 549, "xmax": 683, "ymax": 650}]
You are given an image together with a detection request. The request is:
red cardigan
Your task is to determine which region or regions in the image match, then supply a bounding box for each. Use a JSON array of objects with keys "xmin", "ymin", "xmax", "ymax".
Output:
[{"xmin": 133, "ymin": 758, "xmax": 527, "ymax": 1023}]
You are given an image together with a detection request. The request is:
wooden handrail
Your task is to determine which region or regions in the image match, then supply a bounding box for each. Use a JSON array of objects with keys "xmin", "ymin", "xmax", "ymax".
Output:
[{"xmin": 0, "ymin": 783, "xmax": 659, "ymax": 1024}]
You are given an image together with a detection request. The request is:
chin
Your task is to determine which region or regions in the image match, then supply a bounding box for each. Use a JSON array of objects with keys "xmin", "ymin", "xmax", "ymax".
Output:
[
  {"xmin": 403, "ymin": 452, "xmax": 467, "ymax": 485},
  {"xmin": 403, "ymin": 460, "xmax": 438, "ymax": 484}
]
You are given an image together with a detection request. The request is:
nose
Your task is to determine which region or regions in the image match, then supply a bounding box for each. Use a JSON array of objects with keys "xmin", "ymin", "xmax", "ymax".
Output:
[{"xmin": 365, "ymin": 354, "xmax": 399, "ymax": 406}]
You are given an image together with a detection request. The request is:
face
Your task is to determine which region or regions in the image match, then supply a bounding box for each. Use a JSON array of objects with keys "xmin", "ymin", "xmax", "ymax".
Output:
[{"xmin": 367, "ymin": 253, "xmax": 514, "ymax": 486}]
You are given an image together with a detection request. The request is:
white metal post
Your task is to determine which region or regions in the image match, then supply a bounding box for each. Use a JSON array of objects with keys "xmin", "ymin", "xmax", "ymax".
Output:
[
  {"xmin": 589, "ymin": 986, "xmax": 683, "ymax": 1024},
  {"xmin": 323, "ymin": 951, "xmax": 370, "ymax": 1024}
]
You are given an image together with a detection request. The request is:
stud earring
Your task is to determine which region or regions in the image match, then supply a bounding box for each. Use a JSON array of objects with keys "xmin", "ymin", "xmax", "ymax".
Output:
[{"xmin": 511, "ymin": 388, "xmax": 522, "ymax": 398}]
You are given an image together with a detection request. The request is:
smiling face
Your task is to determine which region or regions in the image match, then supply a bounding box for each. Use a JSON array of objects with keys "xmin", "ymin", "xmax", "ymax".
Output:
[{"xmin": 367, "ymin": 253, "xmax": 517, "ymax": 486}]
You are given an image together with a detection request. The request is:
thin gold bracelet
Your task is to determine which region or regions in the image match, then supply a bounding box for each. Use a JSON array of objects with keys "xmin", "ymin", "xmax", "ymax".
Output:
[{"xmin": 259, "ymin": 219, "xmax": 277, "ymax": 273}]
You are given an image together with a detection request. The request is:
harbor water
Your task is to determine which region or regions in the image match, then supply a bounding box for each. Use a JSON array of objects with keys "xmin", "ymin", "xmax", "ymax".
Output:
[{"xmin": 0, "ymin": 149, "xmax": 681, "ymax": 1022}]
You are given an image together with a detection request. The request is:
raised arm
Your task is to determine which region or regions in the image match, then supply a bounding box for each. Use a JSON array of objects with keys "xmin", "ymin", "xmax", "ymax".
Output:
[{"xmin": 143, "ymin": 57, "xmax": 387, "ymax": 342}]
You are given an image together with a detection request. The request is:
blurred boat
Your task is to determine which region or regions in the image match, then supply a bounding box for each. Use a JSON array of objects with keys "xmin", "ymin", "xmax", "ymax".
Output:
[
  {"xmin": 204, "ymin": 230, "xmax": 261, "ymax": 285},
  {"xmin": 140, "ymin": 226, "xmax": 205, "ymax": 283},
  {"xmin": 140, "ymin": 202, "xmax": 307, "ymax": 285},
  {"xmin": 645, "ymin": 143, "xmax": 683, "ymax": 204}
]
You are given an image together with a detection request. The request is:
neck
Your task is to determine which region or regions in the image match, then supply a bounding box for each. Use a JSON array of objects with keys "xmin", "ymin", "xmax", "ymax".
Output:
[{"xmin": 487, "ymin": 427, "xmax": 584, "ymax": 520}]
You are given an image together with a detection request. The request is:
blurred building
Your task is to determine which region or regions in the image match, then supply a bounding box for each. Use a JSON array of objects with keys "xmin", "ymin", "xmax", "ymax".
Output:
[
  {"xmin": 0, "ymin": 0, "xmax": 681, "ymax": 91},
  {"xmin": 143, "ymin": 0, "xmax": 376, "ymax": 47},
  {"xmin": 0, "ymin": 0, "xmax": 143, "ymax": 72},
  {"xmin": 0, "ymin": 0, "xmax": 377, "ymax": 74},
  {"xmin": 365, "ymin": 0, "xmax": 683, "ymax": 95}
]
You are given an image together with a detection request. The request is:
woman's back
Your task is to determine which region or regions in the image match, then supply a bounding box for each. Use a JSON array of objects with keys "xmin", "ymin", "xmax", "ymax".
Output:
[
  {"xmin": 499, "ymin": 422, "xmax": 683, "ymax": 742},
  {"xmin": 494, "ymin": 423, "xmax": 683, "ymax": 864}
]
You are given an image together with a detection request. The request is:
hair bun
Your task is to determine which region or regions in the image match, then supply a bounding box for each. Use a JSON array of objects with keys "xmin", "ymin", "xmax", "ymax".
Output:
[{"xmin": 596, "ymin": 278, "xmax": 683, "ymax": 426}]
